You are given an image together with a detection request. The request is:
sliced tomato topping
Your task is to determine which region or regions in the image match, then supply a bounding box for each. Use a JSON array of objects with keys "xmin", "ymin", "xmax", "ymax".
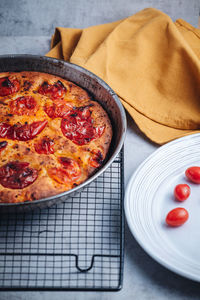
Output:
[
  {"xmin": 38, "ymin": 80, "xmax": 66, "ymax": 100},
  {"xmin": 8, "ymin": 120, "xmax": 48, "ymax": 141},
  {"xmin": 47, "ymin": 167, "xmax": 70, "ymax": 185},
  {"xmin": 89, "ymin": 150, "xmax": 104, "ymax": 168},
  {"xmin": 0, "ymin": 141, "xmax": 8, "ymax": 152},
  {"xmin": 48, "ymin": 157, "xmax": 81, "ymax": 185},
  {"xmin": 0, "ymin": 120, "xmax": 47, "ymax": 141},
  {"xmin": 9, "ymin": 96, "xmax": 38, "ymax": 116},
  {"xmin": 35, "ymin": 137, "xmax": 55, "ymax": 154},
  {"xmin": 0, "ymin": 161, "xmax": 38, "ymax": 189},
  {"xmin": 44, "ymin": 101, "xmax": 72, "ymax": 119},
  {"xmin": 61, "ymin": 106, "xmax": 105, "ymax": 145},
  {"xmin": 0, "ymin": 123, "xmax": 11, "ymax": 138},
  {"xmin": 58, "ymin": 157, "xmax": 81, "ymax": 180},
  {"xmin": 23, "ymin": 80, "xmax": 32, "ymax": 91},
  {"xmin": 0, "ymin": 77, "xmax": 20, "ymax": 97},
  {"xmin": 94, "ymin": 126, "xmax": 105, "ymax": 139}
]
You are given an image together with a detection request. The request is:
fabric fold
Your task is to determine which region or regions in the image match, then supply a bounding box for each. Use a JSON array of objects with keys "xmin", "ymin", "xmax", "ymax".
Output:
[{"xmin": 46, "ymin": 8, "xmax": 200, "ymax": 144}]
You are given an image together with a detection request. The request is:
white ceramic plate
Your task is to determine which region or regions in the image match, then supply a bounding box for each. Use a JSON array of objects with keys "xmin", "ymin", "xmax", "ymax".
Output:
[{"xmin": 125, "ymin": 133, "xmax": 200, "ymax": 282}]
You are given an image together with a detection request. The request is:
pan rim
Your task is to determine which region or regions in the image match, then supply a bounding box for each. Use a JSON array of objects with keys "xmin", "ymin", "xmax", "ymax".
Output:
[{"xmin": 0, "ymin": 54, "xmax": 127, "ymax": 207}]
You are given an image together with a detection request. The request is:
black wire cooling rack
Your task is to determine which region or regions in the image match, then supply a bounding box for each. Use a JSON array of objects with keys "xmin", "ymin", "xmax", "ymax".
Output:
[{"xmin": 0, "ymin": 150, "xmax": 124, "ymax": 291}]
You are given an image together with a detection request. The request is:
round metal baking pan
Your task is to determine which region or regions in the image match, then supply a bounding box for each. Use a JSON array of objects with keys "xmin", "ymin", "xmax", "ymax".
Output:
[{"xmin": 0, "ymin": 55, "xmax": 126, "ymax": 212}]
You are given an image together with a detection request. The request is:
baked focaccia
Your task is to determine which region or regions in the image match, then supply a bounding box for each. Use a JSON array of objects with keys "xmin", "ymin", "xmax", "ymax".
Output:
[{"xmin": 0, "ymin": 72, "xmax": 112, "ymax": 203}]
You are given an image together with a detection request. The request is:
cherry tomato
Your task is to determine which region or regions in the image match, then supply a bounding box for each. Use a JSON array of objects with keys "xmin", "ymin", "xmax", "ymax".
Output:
[
  {"xmin": 23, "ymin": 80, "xmax": 32, "ymax": 91},
  {"xmin": 38, "ymin": 80, "xmax": 66, "ymax": 100},
  {"xmin": 166, "ymin": 207, "xmax": 189, "ymax": 227},
  {"xmin": 0, "ymin": 161, "xmax": 38, "ymax": 189},
  {"xmin": 0, "ymin": 120, "xmax": 48, "ymax": 141},
  {"xmin": 61, "ymin": 106, "xmax": 105, "ymax": 145},
  {"xmin": 48, "ymin": 158, "xmax": 81, "ymax": 185},
  {"xmin": 44, "ymin": 101, "xmax": 72, "ymax": 119},
  {"xmin": 47, "ymin": 167, "xmax": 69, "ymax": 185},
  {"xmin": 34, "ymin": 137, "xmax": 55, "ymax": 154},
  {"xmin": 0, "ymin": 77, "xmax": 20, "ymax": 96},
  {"xmin": 185, "ymin": 166, "xmax": 200, "ymax": 184},
  {"xmin": 13, "ymin": 120, "xmax": 48, "ymax": 141},
  {"xmin": 93, "ymin": 126, "xmax": 105, "ymax": 139},
  {"xmin": 89, "ymin": 150, "xmax": 103, "ymax": 168},
  {"xmin": 174, "ymin": 184, "xmax": 190, "ymax": 202},
  {"xmin": 58, "ymin": 157, "xmax": 81, "ymax": 181},
  {"xmin": 0, "ymin": 123, "xmax": 10, "ymax": 138},
  {"xmin": 10, "ymin": 96, "xmax": 38, "ymax": 116}
]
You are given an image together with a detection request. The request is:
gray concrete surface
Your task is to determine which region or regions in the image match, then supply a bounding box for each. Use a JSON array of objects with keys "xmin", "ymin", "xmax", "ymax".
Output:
[
  {"xmin": 0, "ymin": 0, "xmax": 199, "ymax": 36},
  {"xmin": 0, "ymin": 1, "xmax": 200, "ymax": 299}
]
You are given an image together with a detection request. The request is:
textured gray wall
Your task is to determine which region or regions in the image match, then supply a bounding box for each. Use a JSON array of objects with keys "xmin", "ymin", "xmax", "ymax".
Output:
[{"xmin": 0, "ymin": 0, "xmax": 199, "ymax": 36}]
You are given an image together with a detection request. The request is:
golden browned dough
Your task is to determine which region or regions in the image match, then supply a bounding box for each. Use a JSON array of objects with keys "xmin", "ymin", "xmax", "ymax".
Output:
[{"xmin": 0, "ymin": 72, "xmax": 112, "ymax": 203}]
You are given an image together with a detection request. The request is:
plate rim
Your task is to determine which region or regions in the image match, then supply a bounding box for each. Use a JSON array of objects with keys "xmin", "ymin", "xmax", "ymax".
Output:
[{"xmin": 124, "ymin": 132, "xmax": 200, "ymax": 282}]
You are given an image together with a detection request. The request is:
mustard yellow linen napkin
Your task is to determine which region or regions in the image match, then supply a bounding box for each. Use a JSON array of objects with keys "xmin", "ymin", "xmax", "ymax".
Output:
[{"xmin": 46, "ymin": 8, "xmax": 200, "ymax": 144}]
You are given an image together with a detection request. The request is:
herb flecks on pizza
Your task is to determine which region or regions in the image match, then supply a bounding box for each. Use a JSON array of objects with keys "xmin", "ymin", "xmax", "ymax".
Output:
[{"xmin": 0, "ymin": 72, "xmax": 112, "ymax": 203}]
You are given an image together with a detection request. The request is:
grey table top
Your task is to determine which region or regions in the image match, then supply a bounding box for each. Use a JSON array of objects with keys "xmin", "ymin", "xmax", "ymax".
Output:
[{"xmin": 0, "ymin": 1, "xmax": 200, "ymax": 299}]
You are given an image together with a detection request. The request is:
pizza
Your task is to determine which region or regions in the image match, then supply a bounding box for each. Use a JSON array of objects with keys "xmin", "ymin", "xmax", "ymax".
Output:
[{"xmin": 0, "ymin": 71, "xmax": 112, "ymax": 203}]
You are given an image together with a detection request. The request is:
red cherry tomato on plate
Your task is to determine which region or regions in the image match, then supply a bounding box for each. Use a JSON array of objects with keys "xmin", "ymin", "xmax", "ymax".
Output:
[
  {"xmin": 166, "ymin": 207, "xmax": 189, "ymax": 227},
  {"xmin": 185, "ymin": 166, "xmax": 200, "ymax": 183},
  {"xmin": 174, "ymin": 184, "xmax": 190, "ymax": 202}
]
